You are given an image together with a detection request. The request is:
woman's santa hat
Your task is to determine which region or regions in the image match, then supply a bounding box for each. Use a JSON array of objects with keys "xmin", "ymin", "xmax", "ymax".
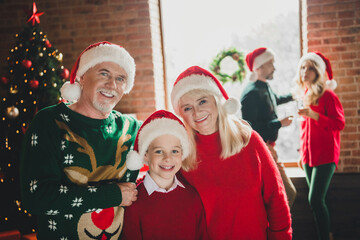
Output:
[
  {"xmin": 60, "ymin": 41, "xmax": 136, "ymax": 101},
  {"xmin": 245, "ymin": 47, "xmax": 275, "ymax": 81},
  {"xmin": 298, "ymin": 51, "xmax": 337, "ymax": 90},
  {"xmin": 126, "ymin": 110, "xmax": 190, "ymax": 170},
  {"xmin": 171, "ymin": 66, "xmax": 240, "ymax": 115}
]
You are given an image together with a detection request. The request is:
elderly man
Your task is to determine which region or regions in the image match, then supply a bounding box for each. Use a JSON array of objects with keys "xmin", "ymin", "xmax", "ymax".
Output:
[
  {"xmin": 20, "ymin": 41, "xmax": 141, "ymax": 239},
  {"xmin": 240, "ymin": 47, "xmax": 297, "ymax": 208}
]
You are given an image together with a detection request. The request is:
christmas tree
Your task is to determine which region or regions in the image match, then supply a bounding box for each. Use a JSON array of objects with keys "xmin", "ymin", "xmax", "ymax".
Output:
[{"xmin": 0, "ymin": 2, "xmax": 69, "ymax": 234}]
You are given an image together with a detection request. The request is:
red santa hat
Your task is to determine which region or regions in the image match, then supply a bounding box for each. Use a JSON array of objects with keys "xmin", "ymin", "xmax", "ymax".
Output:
[
  {"xmin": 298, "ymin": 51, "xmax": 337, "ymax": 90},
  {"xmin": 126, "ymin": 110, "xmax": 190, "ymax": 171},
  {"xmin": 171, "ymin": 66, "xmax": 240, "ymax": 115},
  {"xmin": 245, "ymin": 47, "xmax": 275, "ymax": 81},
  {"xmin": 60, "ymin": 41, "xmax": 136, "ymax": 101}
]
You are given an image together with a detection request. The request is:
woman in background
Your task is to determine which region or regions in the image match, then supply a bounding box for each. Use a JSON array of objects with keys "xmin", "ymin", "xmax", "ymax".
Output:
[{"xmin": 294, "ymin": 51, "xmax": 345, "ymax": 240}]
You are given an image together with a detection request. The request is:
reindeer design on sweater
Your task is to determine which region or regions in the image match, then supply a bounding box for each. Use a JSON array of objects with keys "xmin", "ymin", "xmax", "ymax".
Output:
[{"xmin": 55, "ymin": 118, "xmax": 132, "ymax": 240}]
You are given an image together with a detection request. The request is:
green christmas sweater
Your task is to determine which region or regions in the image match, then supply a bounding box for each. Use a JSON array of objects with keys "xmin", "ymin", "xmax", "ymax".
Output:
[{"xmin": 20, "ymin": 102, "xmax": 141, "ymax": 240}]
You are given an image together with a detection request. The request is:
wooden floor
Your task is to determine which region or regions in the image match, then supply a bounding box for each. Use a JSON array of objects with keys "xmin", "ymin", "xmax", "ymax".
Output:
[{"xmin": 290, "ymin": 173, "xmax": 360, "ymax": 240}]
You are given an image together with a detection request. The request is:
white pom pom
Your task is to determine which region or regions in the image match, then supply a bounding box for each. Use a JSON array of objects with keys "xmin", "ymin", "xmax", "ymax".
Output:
[
  {"xmin": 249, "ymin": 71, "xmax": 258, "ymax": 81},
  {"xmin": 60, "ymin": 82, "xmax": 81, "ymax": 101},
  {"xmin": 126, "ymin": 151, "xmax": 144, "ymax": 170},
  {"xmin": 326, "ymin": 79, "xmax": 337, "ymax": 90},
  {"xmin": 223, "ymin": 97, "xmax": 240, "ymax": 115}
]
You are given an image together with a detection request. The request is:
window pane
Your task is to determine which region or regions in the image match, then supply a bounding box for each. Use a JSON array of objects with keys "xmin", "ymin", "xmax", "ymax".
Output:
[{"xmin": 161, "ymin": 0, "xmax": 300, "ymax": 162}]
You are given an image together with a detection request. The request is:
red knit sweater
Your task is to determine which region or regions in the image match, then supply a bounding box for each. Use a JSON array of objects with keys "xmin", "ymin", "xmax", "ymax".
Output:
[
  {"xmin": 120, "ymin": 180, "xmax": 209, "ymax": 240},
  {"xmin": 180, "ymin": 131, "xmax": 292, "ymax": 240},
  {"xmin": 301, "ymin": 89, "xmax": 345, "ymax": 167}
]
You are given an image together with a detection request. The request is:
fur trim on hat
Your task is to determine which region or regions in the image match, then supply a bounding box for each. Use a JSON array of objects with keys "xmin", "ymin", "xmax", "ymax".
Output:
[
  {"xmin": 223, "ymin": 97, "xmax": 240, "ymax": 115},
  {"xmin": 77, "ymin": 44, "xmax": 135, "ymax": 94},
  {"xmin": 171, "ymin": 74, "xmax": 222, "ymax": 115},
  {"xmin": 137, "ymin": 118, "xmax": 190, "ymax": 161},
  {"xmin": 326, "ymin": 79, "xmax": 337, "ymax": 90},
  {"xmin": 126, "ymin": 151, "xmax": 144, "ymax": 170},
  {"xmin": 249, "ymin": 71, "xmax": 258, "ymax": 82},
  {"xmin": 299, "ymin": 52, "xmax": 326, "ymax": 75},
  {"xmin": 60, "ymin": 81, "xmax": 81, "ymax": 101},
  {"xmin": 253, "ymin": 49, "xmax": 275, "ymax": 70}
]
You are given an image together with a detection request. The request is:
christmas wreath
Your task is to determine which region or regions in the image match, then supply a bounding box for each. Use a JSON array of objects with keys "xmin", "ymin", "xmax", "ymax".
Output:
[{"xmin": 209, "ymin": 48, "xmax": 246, "ymax": 84}]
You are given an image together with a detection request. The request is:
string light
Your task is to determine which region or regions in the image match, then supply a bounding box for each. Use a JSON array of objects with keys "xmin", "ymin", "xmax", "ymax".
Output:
[
  {"xmin": 26, "ymin": 49, "xmax": 29, "ymax": 52},
  {"xmin": 24, "ymin": 79, "xmax": 28, "ymax": 83},
  {"xmin": 16, "ymin": 61, "xmax": 19, "ymax": 64}
]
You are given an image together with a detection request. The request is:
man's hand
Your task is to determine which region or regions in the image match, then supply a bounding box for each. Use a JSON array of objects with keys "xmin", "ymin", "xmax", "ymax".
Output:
[
  {"xmin": 298, "ymin": 108, "xmax": 319, "ymax": 120},
  {"xmin": 280, "ymin": 116, "xmax": 294, "ymax": 127},
  {"xmin": 117, "ymin": 182, "xmax": 138, "ymax": 207}
]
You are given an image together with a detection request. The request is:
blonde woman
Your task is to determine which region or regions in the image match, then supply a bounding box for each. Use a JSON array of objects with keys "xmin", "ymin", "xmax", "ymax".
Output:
[
  {"xmin": 171, "ymin": 66, "xmax": 292, "ymax": 239},
  {"xmin": 294, "ymin": 52, "xmax": 345, "ymax": 240}
]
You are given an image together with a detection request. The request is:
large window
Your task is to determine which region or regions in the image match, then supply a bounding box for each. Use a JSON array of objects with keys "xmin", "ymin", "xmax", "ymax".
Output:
[{"xmin": 161, "ymin": 0, "xmax": 300, "ymax": 163}]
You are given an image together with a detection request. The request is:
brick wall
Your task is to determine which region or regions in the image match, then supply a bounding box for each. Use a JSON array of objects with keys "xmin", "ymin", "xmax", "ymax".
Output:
[
  {"xmin": 0, "ymin": 0, "xmax": 164, "ymax": 121},
  {"xmin": 303, "ymin": 0, "xmax": 360, "ymax": 172}
]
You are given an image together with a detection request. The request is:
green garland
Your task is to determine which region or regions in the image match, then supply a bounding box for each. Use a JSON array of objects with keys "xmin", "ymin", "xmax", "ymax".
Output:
[{"xmin": 209, "ymin": 48, "xmax": 246, "ymax": 84}]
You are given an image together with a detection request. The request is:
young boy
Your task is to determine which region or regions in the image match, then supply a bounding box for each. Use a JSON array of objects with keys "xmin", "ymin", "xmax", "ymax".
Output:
[{"xmin": 121, "ymin": 110, "xmax": 209, "ymax": 240}]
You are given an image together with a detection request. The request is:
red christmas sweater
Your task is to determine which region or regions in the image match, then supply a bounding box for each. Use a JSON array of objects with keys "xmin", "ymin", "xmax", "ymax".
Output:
[
  {"xmin": 180, "ymin": 130, "xmax": 292, "ymax": 240},
  {"xmin": 121, "ymin": 179, "xmax": 209, "ymax": 240},
  {"xmin": 300, "ymin": 89, "xmax": 345, "ymax": 167}
]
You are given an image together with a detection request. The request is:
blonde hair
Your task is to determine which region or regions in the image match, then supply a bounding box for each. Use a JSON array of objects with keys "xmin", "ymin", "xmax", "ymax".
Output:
[
  {"xmin": 179, "ymin": 89, "xmax": 252, "ymax": 164},
  {"xmin": 181, "ymin": 131, "xmax": 197, "ymax": 171},
  {"xmin": 295, "ymin": 59, "xmax": 326, "ymax": 106}
]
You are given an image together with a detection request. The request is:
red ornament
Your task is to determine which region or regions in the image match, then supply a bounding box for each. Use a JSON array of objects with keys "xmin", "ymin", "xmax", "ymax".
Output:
[
  {"xmin": 1, "ymin": 76, "xmax": 9, "ymax": 85},
  {"xmin": 29, "ymin": 80, "xmax": 39, "ymax": 89},
  {"xmin": 60, "ymin": 68, "xmax": 70, "ymax": 79},
  {"xmin": 22, "ymin": 59, "xmax": 32, "ymax": 69},
  {"xmin": 45, "ymin": 39, "xmax": 52, "ymax": 48},
  {"xmin": 26, "ymin": 2, "xmax": 44, "ymax": 26}
]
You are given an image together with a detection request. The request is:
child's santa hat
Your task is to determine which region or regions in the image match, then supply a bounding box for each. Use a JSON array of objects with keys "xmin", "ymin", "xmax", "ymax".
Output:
[
  {"xmin": 126, "ymin": 110, "xmax": 190, "ymax": 171},
  {"xmin": 60, "ymin": 41, "xmax": 136, "ymax": 101},
  {"xmin": 245, "ymin": 47, "xmax": 275, "ymax": 81},
  {"xmin": 171, "ymin": 66, "xmax": 240, "ymax": 115},
  {"xmin": 298, "ymin": 51, "xmax": 337, "ymax": 90}
]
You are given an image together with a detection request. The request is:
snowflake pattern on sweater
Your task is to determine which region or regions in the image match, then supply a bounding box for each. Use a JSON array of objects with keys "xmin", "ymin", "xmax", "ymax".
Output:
[{"xmin": 20, "ymin": 103, "xmax": 141, "ymax": 239}]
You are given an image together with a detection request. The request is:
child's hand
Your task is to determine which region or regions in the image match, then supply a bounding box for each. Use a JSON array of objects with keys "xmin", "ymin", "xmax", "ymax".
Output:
[{"xmin": 117, "ymin": 182, "xmax": 138, "ymax": 206}]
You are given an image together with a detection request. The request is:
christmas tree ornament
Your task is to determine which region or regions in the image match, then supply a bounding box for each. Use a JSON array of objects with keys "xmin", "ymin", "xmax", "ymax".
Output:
[
  {"xmin": 29, "ymin": 80, "xmax": 39, "ymax": 89},
  {"xmin": 1, "ymin": 76, "xmax": 9, "ymax": 85},
  {"xmin": 45, "ymin": 39, "xmax": 51, "ymax": 48},
  {"xmin": 56, "ymin": 53, "xmax": 63, "ymax": 61},
  {"xmin": 6, "ymin": 106, "xmax": 20, "ymax": 119},
  {"xmin": 60, "ymin": 68, "xmax": 70, "ymax": 79},
  {"xmin": 9, "ymin": 86, "xmax": 18, "ymax": 94},
  {"xmin": 210, "ymin": 48, "xmax": 246, "ymax": 84},
  {"xmin": 21, "ymin": 59, "xmax": 32, "ymax": 69},
  {"xmin": 26, "ymin": 2, "xmax": 44, "ymax": 26}
]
